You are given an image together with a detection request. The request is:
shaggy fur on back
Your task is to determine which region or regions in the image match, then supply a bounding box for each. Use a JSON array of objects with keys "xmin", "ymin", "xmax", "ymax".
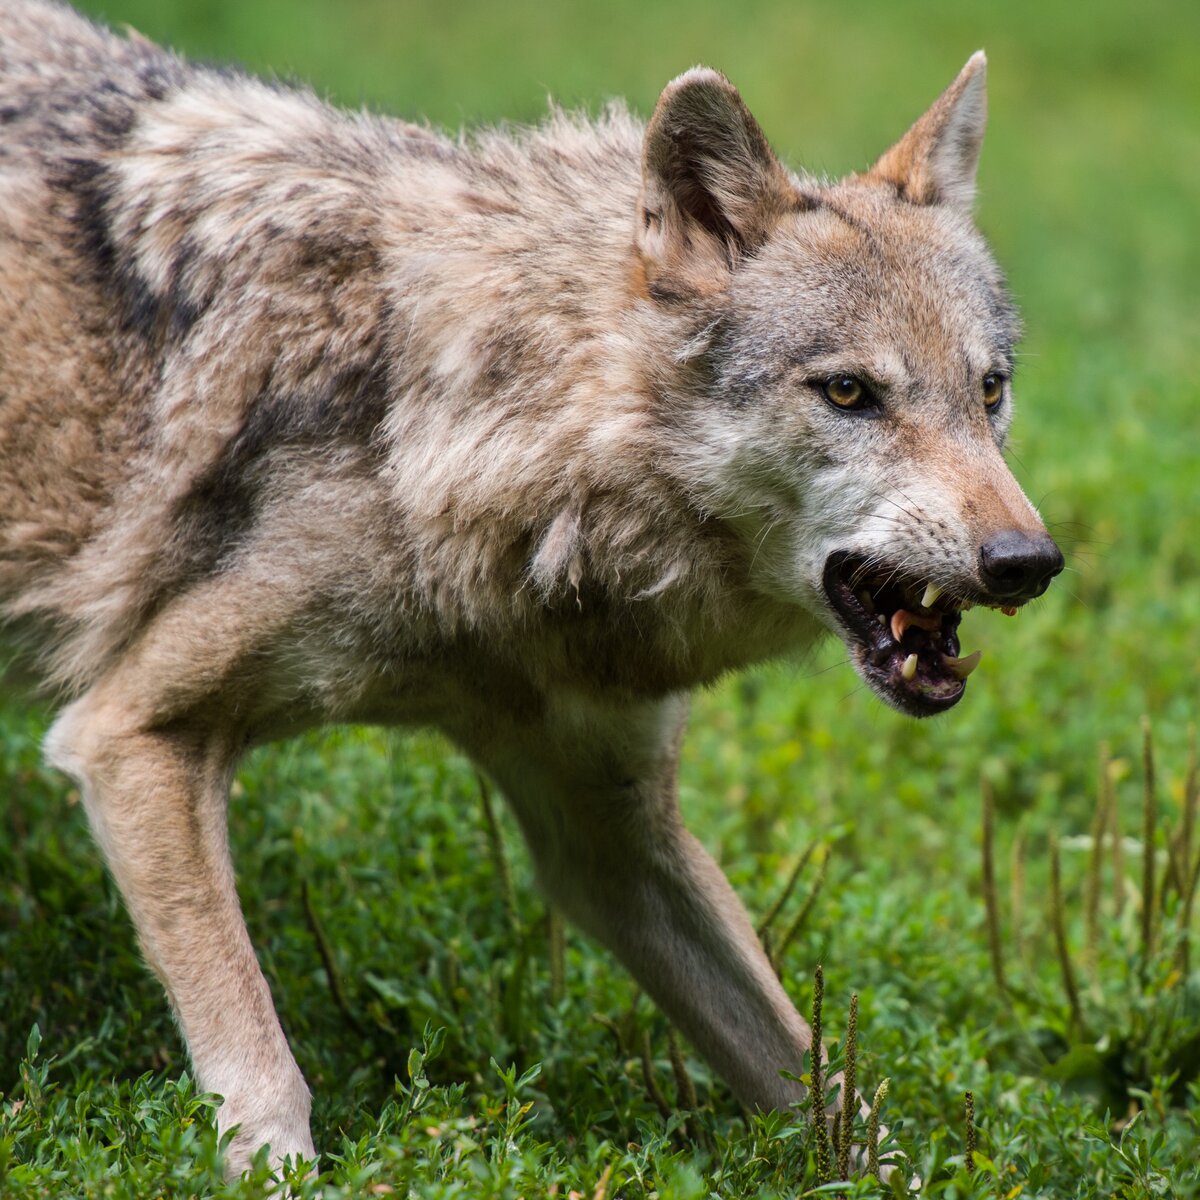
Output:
[{"xmin": 1, "ymin": 4, "xmax": 805, "ymax": 710}]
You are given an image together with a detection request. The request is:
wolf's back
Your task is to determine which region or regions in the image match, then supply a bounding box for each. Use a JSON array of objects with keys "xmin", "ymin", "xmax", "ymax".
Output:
[
  {"xmin": 0, "ymin": 2, "xmax": 190, "ymax": 680},
  {"xmin": 0, "ymin": 0, "xmax": 178, "ymax": 112},
  {"xmin": 0, "ymin": 1, "xmax": 654, "ymax": 698}
]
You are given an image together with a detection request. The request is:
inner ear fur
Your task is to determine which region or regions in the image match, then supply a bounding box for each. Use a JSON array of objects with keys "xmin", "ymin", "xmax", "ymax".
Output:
[
  {"xmin": 637, "ymin": 68, "xmax": 798, "ymax": 292},
  {"xmin": 865, "ymin": 50, "xmax": 988, "ymax": 208}
]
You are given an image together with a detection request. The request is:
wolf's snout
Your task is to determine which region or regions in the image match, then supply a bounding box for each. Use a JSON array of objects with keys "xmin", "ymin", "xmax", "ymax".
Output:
[{"xmin": 978, "ymin": 530, "xmax": 1063, "ymax": 601}]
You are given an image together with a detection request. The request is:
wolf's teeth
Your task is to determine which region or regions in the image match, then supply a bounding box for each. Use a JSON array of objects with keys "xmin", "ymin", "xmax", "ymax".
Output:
[
  {"xmin": 921, "ymin": 582, "xmax": 941, "ymax": 609},
  {"xmin": 1001, "ymin": 605, "xmax": 1018, "ymax": 617},
  {"xmin": 859, "ymin": 590, "xmax": 876, "ymax": 613},
  {"xmin": 901, "ymin": 653, "xmax": 918, "ymax": 681},
  {"xmin": 942, "ymin": 650, "xmax": 982, "ymax": 679}
]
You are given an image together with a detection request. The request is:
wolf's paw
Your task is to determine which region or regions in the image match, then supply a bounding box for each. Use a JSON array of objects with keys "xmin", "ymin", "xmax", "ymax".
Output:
[{"xmin": 217, "ymin": 1091, "xmax": 316, "ymax": 1182}]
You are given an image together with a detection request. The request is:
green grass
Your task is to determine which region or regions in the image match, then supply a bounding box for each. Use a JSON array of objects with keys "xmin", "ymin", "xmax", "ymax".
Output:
[{"xmin": 3, "ymin": 0, "xmax": 1199, "ymax": 1195}]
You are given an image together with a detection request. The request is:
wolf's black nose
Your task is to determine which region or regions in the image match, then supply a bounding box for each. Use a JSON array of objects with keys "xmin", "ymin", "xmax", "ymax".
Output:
[{"xmin": 979, "ymin": 531, "xmax": 1064, "ymax": 601}]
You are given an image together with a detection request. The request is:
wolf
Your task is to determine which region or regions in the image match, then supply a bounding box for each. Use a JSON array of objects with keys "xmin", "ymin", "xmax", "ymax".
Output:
[{"xmin": 0, "ymin": 0, "xmax": 1062, "ymax": 1177}]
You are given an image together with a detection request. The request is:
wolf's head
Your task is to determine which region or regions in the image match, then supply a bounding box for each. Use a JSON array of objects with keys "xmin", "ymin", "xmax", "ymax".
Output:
[{"xmin": 639, "ymin": 54, "xmax": 1062, "ymax": 717}]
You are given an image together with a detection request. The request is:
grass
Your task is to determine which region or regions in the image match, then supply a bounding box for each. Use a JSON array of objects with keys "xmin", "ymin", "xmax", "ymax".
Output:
[{"xmin": 2, "ymin": 0, "xmax": 1199, "ymax": 1195}]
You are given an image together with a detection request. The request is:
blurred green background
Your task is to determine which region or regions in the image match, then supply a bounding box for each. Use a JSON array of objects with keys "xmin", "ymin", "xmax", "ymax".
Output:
[{"xmin": 3, "ymin": 0, "xmax": 1198, "ymax": 1194}]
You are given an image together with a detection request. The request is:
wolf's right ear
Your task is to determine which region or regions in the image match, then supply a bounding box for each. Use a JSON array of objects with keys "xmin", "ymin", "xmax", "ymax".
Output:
[
  {"xmin": 637, "ymin": 69, "xmax": 797, "ymax": 294},
  {"xmin": 865, "ymin": 51, "xmax": 988, "ymax": 208}
]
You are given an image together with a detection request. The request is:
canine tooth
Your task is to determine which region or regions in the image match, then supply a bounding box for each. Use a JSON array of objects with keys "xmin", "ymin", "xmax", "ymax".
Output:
[
  {"xmin": 901, "ymin": 653, "xmax": 918, "ymax": 681},
  {"xmin": 1001, "ymin": 605, "xmax": 1018, "ymax": 617},
  {"xmin": 921, "ymin": 582, "xmax": 941, "ymax": 609},
  {"xmin": 858, "ymin": 590, "xmax": 876, "ymax": 613},
  {"xmin": 942, "ymin": 650, "xmax": 982, "ymax": 679}
]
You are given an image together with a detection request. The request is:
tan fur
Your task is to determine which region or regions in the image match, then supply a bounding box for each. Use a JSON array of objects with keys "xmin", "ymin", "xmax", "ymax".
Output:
[{"xmin": 1, "ymin": 4, "xmax": 1060, "ymax": 1177}]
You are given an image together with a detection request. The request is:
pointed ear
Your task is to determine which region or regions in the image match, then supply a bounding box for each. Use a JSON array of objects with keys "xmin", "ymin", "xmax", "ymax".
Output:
[
  {"xmin": 866, "ymin": 51, "xmax": 988, "ymax": 208},
  {"xmin": 637, "ymin": 68, "xmax": 798, "ymax": 293}
]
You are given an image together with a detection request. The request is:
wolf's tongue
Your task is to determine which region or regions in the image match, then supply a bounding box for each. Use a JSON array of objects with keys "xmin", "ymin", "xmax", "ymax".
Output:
[{"xmin": 889, "ymin": 609, "xmax": 940, "ymax": 641}]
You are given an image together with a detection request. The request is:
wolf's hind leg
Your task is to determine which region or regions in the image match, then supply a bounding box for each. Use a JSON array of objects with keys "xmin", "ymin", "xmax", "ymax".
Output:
[{"xmin": 45, "ymin": 689, "xmax": 314, "ymax": 1178}]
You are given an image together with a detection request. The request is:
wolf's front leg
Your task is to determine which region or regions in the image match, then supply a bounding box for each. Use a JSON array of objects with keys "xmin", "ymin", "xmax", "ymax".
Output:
[
  {"xmin": 475, "ymin": 693, "xmax": 815, "ymax": 1113},
  {"xmin": 45, "ymin": 689, "xmax": 314, "ymax": 1178}
]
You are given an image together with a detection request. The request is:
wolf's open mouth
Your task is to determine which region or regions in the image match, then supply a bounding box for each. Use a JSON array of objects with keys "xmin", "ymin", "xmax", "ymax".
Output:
[{"xmin": 822, "ymin": 552, "xmax": 989, "ymax": 717}]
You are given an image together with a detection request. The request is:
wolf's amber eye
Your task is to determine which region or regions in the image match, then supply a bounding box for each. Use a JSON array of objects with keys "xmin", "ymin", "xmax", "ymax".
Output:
[
  {"xmin": 982, "ymin": 372, "xmax": 1005, "ymax": 408},
  {"xmin": 823, "ymin": 375, "xmax": 868, "ymax": 410}
]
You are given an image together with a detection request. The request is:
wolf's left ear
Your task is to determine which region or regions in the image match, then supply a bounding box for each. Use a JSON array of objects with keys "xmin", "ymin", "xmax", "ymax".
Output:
[
  {"xmin": 638, "ymin": 68, "xmax": 797, "ymax": 290},
  {"xmin": 866, "ymin": 51, "xmax": 987, "ymax": 208}
]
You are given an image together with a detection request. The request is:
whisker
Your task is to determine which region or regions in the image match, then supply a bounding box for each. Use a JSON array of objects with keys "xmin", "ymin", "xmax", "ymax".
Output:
[
  {"xmin": 749, "ymin": 517, "xmax": 780, "ymax": 573},
  {"xmin": 799, "ymin": 656, "xmax": 852, "ymax": 681},
  {"xmin": 837, "ymin": 678, "xmax": 870, "ymax": 706},
  {"xmin": 880, "ymin": 485, "xmax": 928, "ymax": 522}
]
